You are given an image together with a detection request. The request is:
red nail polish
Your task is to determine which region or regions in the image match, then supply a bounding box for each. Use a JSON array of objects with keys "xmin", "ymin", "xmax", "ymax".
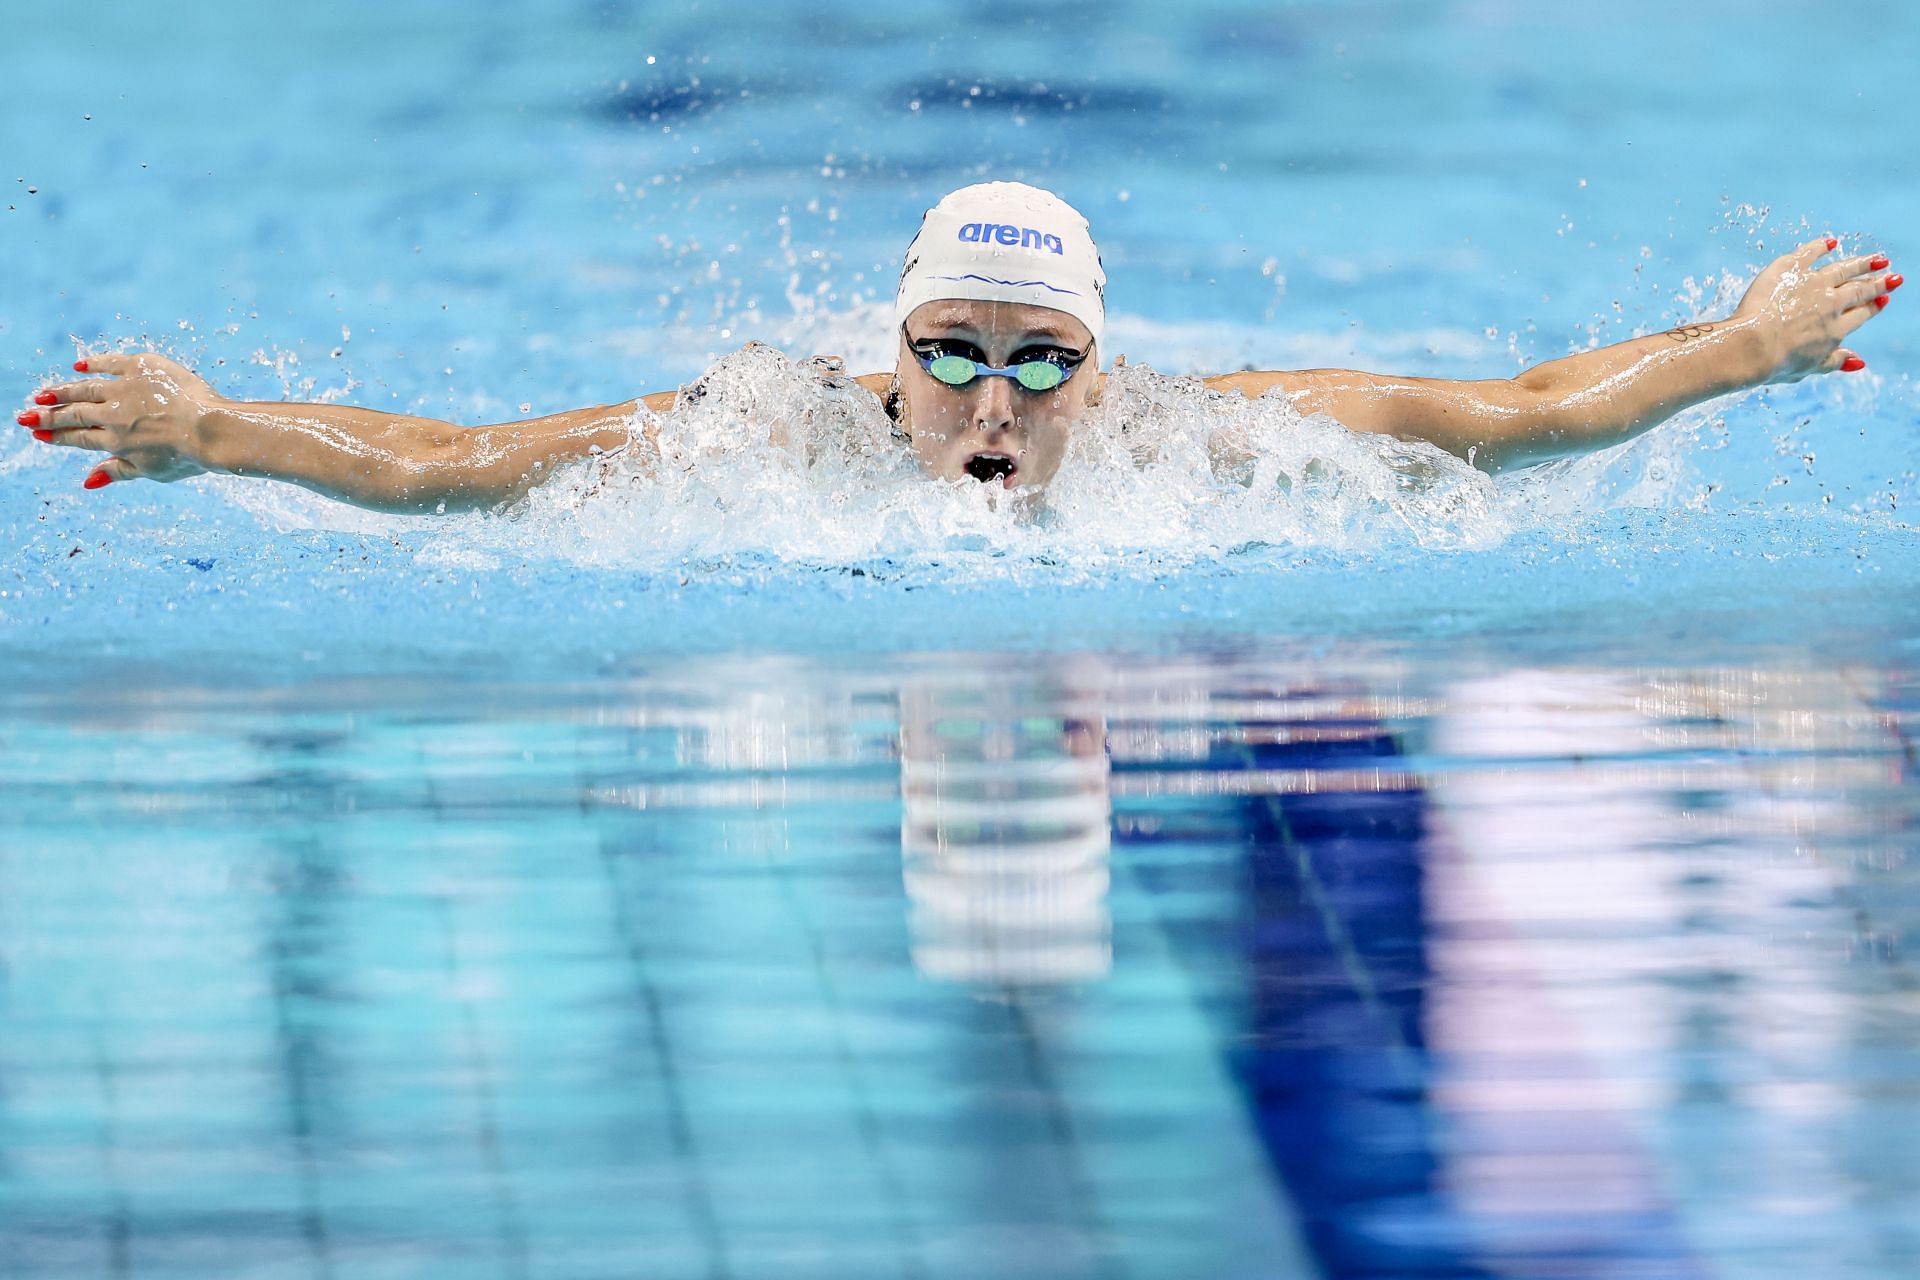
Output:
[
  {"xmin": 72, "ymin": 359, "xmax": 88, "ymax": 373},
  {"xmin": 1841, "ymin": 356, "xmax": 1867, "ymax": 372},
  {"xmin": 16, "ymin": 410, "xmax": 40, "ymax": 427},
  {"xmin": 32, "ymin": 429, "xmax": 53, "ymax": 442},
  {"xmin": 82, "ymin": 470, "xmax": 112, "ymax": 490},
  {"xmin": 33, "ymin": 390, "xmax": 57, "ymax": 406},
  {"xmin": 1874, "ymin": 295, "xmax": 1890, "ymax": 310},
  {"xmin": 1870, "ymin": 255, "xmax": 1890, "ymax": 270},
  {"xmin": 1826, "ymin": 237, "xmax": 1839, "ymax": 250},
  {"xmin": 1888, "ymin": 274, "xmax": 1904, "ymax": 292}
]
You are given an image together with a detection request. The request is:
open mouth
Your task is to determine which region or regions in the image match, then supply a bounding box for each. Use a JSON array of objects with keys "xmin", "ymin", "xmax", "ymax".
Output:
[{"xmin": 963, "ymin": 453, "xmax": 1019, "ymax": 488}]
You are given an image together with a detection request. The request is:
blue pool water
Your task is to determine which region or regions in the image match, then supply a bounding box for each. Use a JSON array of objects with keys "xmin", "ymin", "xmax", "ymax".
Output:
[{"xmin": 4, "ymin": 2, "xmax": 1920, "ymax": 1276}]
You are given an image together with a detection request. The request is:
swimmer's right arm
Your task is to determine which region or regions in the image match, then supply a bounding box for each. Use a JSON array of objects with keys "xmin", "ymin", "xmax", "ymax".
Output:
[{"xmin": 21, "ymin": 353, "xmax": 676, "ymax": 512}]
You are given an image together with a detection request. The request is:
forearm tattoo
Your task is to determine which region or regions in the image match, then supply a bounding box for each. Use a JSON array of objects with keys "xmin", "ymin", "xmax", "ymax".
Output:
[{"xmin": 1664, "ymin": 323, "xmax": 1715, "ymax": 343}]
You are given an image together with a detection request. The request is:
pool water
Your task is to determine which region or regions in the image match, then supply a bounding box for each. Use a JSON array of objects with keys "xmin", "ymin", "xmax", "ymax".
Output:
[
  {"xmin": 6, "ymin": 656, "xmax": 1917, "ymax": 1277},
  {"xmin": 4, "ymin": 1, "xmax": 1920, "ymax": 1276}
]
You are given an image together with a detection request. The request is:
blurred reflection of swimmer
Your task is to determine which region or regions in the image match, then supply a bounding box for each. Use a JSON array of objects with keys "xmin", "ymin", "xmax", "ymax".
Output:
[{"xmin": 897, "ymin": 677, "xmax": 1112, "ymax": 985}]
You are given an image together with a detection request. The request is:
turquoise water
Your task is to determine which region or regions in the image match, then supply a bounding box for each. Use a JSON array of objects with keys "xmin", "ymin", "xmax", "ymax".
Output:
[{"xmin": 4, "ymin": 2, "xmax": 1920, "ymax": 1276}]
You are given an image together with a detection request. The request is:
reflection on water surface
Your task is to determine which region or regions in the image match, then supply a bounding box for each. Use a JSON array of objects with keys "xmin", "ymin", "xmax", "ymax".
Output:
[{"xmin": 1, "ymin": 652, "xmax": 1915, "ymax": 1278}]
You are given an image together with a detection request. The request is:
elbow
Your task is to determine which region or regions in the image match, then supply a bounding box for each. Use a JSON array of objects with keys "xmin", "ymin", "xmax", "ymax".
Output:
[
  {"xmin": 1509, "ymin": 363, "xmax": 1567, "ymax": 397},
  {"xmin": 1504, "ymin": 370, "xmax": 1576, "ymax": 432},
  {"xmin": 1458, "ymin": 378, "xmax": 1574, "ymax": 471},
  {"xmin": 412, "ymin": 428, "xmax": 549, "ymax": 513},
  {"xmin": 362, "ymin": 427, "xmax": 492, "ymax": 513}
]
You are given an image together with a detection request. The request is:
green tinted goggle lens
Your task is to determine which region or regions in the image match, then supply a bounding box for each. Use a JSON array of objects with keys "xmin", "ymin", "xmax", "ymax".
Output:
[
  {"xmin": 925, "ymin": 354, "xmax": 1068, "ymax": 392},
  {"xmin": 1015, "ymin": 361, "xmax": 1068, "ymax": 391}
]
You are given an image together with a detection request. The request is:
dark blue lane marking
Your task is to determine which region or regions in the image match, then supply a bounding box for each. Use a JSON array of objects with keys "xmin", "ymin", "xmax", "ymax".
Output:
[{"xmin": 1120, "ymin": 716, "xmax": 1708, "ymax": 1278}]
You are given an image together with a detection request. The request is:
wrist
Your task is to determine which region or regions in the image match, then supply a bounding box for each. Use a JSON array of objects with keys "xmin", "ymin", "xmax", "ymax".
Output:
[
  {"xmin": 1722, "ymin": 314, "xmax": 1780, "ymax": 386},
  {"xmin": 193, "ymin": 399, "xmax": 251, "ymax": 475}
]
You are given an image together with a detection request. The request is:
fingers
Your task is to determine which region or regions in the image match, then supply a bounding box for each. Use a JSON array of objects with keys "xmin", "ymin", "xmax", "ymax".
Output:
[
  {"xmin": 38, "ymin": 399, "xmax": 99, "ymax": 430},
  {"xmin": 15, "ymin": 403, "xmax": 133, "ymax": 488},
  {"xmin": 84, "ymin": 457, "xmax": 141, "ymax": 489},
  {"xmin": 74, "ymin": 352, "xmax": 147, "ymax": 378},
  {"xmin": 17, "ymin": 411, "xmax": 140, "ymax": 489},
  {"xmin": 1831, "ymin": 273, "xmax": 1901, "ymax": 322},
  {"xmin": 18, "ymin": 383, "xmax": 118, "ymax": 453},
  {"xmin": 1833, "ymin": 280, "xmax": 1896, "ymax": 343},
  {"xmin": 21, "ymin": 363, "xmax": 132, "ymax": 433},
  {"xmin": 1837, "ymin": 275, "xmax": 1895, "ymax": 311},
  {"xmin": 29, "ymin": 377, "xmax": 116, "ymax": 405},
  {"xmin": 79, "ymin": 351, "xmax": 191, "ymax": 381},
  {"xmin": 18, "ymin": 396, "xmax": 120, "ymax": 434},
  {"xmin": 17, "ymin": 402, "xmax": 114, "ymax": 450},
  {"xmin": 1784, "ymin": 236, "xmax": 1841, "ymax": 272},
  {"xmin": 1818, "ymin": 252, "xmax": 1892, "ymax": 285},
  {"xmin": 1823, "ymin": 348, "xmax": 1867, "ymax": 374},
  {"xmin": 37, "ymin": 426, "xmax": 114, "ymax": 452}
]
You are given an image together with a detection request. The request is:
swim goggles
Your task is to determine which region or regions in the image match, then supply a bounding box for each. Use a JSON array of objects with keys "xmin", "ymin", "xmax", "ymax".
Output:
[{"xmin": 904, "ymin": 327, "xmax": 1087, "ymax": 392}]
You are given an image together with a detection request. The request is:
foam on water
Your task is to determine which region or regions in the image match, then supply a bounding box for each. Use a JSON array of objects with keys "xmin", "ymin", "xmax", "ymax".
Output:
[{"xmin": 449, "ymin": 342, "xmax": 1506, "ymax": 572}]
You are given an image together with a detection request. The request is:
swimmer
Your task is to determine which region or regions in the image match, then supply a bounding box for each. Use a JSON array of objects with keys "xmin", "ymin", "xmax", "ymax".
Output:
[{"xmin": 16, "ymin": 182, "xmax": 1898, "ymax": 510}]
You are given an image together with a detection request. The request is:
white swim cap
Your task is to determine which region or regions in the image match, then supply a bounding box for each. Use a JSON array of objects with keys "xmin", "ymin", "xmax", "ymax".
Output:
[{"xmin": 894, "ymin": 182, "xmax": 1106, "ymax": 356}]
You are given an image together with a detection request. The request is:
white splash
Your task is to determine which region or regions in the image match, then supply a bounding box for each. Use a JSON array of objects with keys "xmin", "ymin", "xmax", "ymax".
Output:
[{"xmin": 438, "ymin": 342, "xmax": 1508, "ymax": 572}]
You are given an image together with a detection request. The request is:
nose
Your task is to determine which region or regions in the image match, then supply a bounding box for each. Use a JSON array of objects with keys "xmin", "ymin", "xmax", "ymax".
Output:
[{"xmin": 971, "ymin": 374, "xmax": 1017, "ymax": 437}]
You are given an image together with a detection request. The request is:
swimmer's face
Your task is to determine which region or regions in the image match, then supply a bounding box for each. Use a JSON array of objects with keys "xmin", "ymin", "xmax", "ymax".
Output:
[{"xmin": 896, "ymin": 300, "xmax": 1098, "ymax": 490}]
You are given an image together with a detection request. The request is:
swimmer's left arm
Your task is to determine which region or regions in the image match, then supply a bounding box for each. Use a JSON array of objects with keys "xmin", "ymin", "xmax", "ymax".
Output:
[{"xmin": 1209, "ymin": 238, "xmax": 1896, "ymax": 471}]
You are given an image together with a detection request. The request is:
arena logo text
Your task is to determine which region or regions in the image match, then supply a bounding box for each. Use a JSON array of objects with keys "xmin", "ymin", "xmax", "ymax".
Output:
[{"xmin": 956, "ymin": 223, "xmax": 1066, "ymax": 254}]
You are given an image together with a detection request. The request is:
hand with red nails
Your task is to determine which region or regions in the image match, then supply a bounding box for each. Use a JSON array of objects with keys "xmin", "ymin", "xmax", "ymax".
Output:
[
  {"xmin": 1729, "ymin": 237, "xmax": 1894, "ymax": 383},
  {"xmin": 20, "ymin": 352, "xmax": 219, "ymax": 489}
]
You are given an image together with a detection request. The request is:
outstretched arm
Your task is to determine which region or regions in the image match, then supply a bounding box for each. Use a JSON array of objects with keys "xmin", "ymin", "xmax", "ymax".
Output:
[
  {"xmin": 1208, "ymin": 238, "xmax": 1897, "ymax": 471},
  {"xmin": 18, "ymin": 352, "xmax": 673, "ymax": 512}
]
